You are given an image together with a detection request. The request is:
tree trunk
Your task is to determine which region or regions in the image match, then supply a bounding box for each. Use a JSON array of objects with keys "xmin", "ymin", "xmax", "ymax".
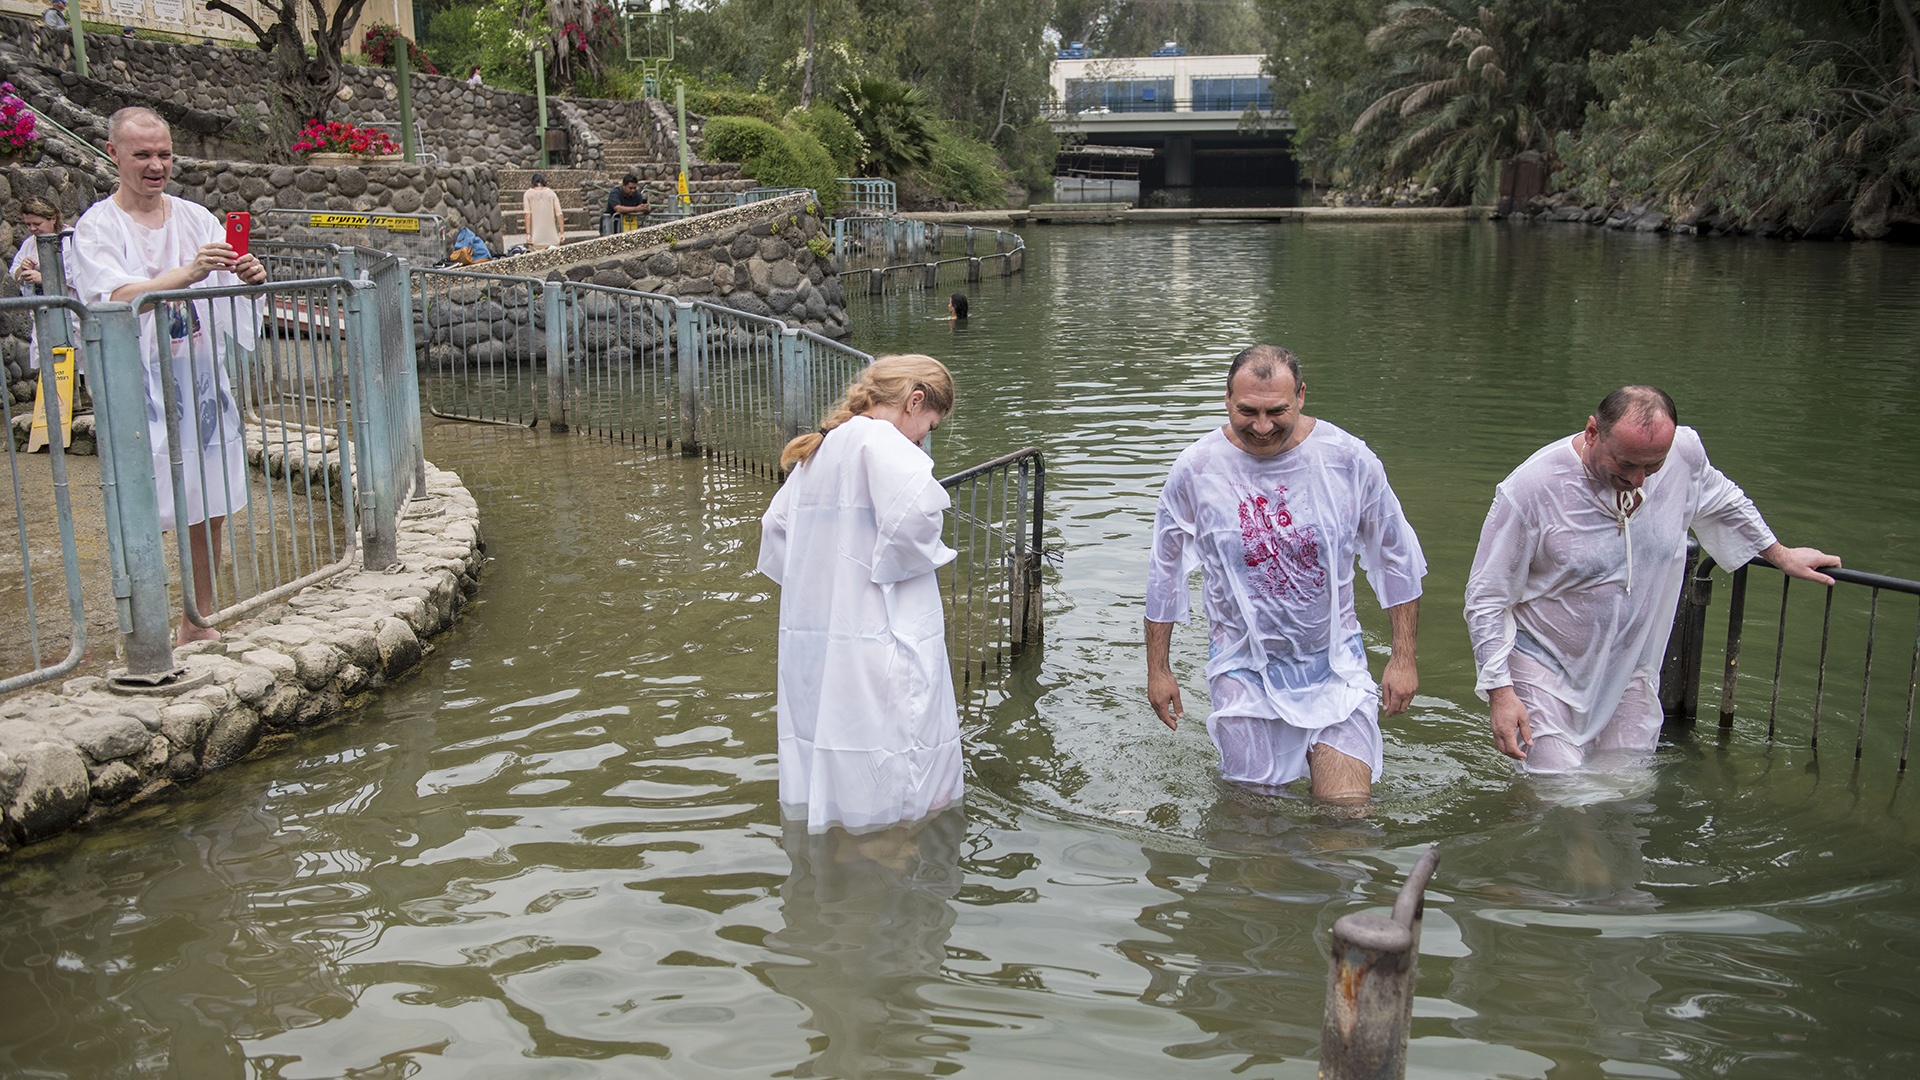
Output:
[
  {"xmin": 800, "ymin": 0, "xmax": 817, "ymax": 109},
  {"xmin": 265, "ymin": 20, "xmax": 345, "ymax": 163}
]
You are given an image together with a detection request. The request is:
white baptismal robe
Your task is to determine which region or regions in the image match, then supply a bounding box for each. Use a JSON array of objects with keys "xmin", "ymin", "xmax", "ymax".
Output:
[
  {"xmin": 1464, "ymin": 427, "xmax": 1775, "ymax": 746},
  {"xmin": 72, "ymin": 195, "xmax": 255, "ymax": 532},
  {"xmin": 10, "ymin": 238, "xmax": 81, "ymax": 372},
  {"xmin": 1146, "ymin": 423, "xmax": 1427, "ymax": 729},
  {"xmin": 758, "ymin": 415, "xmax": 962, "ymax": 833}
]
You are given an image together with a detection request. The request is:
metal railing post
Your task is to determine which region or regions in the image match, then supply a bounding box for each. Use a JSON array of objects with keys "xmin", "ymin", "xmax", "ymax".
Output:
[
  {"xmin": 675, "ymin": 300, "xmax": 701, "ymax": 455},
  {"xmin": 779, "ymin": 327, "xmax": 808, "ymax": 446},
  {"xmin": 32, "ymin": 233, "xmax": 76, "ymax": 352},
  {"xmin": 371, "ymin": 256, "xmax": 424, "ymax": 506},
  {"xmin": 90, "ymin": 304, "xmax": 177, "ymax": 680},
  {"xmin": 1320, "ymin": 848, "xmax": 1440, "ymax": 1080},
  {"xmin": 388, "ymin": 259, "xmax": 430, "ymax": 498},
  {"xmin": 967, "ymin": 257, "xmax": 981, "ymax": 282},
  {"xmin": 1660, "ymin": 541, "xmax": 1712, "ymax": 727},
  {"xmin": 345, "ymin": 280, "xmax": 399, "ymax": 568},
  {"xmin": 543, "ymin": 281, "xmax": 569, "ymax": 432}
]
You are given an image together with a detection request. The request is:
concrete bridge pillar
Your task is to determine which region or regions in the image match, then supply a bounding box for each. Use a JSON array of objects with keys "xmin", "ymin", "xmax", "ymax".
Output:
[{"xmin": 1164, "ymin": 135, "xmax": 1194, "ymax": 188}]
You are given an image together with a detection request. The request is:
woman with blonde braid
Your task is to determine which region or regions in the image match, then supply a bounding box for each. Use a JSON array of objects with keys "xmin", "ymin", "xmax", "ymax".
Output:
[{"xmin": 757, "ymin": 355, "xmax": 961, "ymax": 834}]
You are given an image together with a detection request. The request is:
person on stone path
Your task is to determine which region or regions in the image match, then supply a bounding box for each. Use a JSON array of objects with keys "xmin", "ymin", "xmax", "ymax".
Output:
[
  {"xmin": 521, "ymin": 172, "xmax": 564, "ymax": 250},
  {"xmin": 11, "ymin": 195, "xmax": 82, "ymax": 381},
  {"xmin": 1145, "ymin": 344, "xmax": 1426, "ymax": 804},
  {"xmin": 42, "ymin": 0, "xmax": 67, "ymax": 30},
  {"xmin": 71, "ymin": 106, "xmax": 264, "ymax": 646},
  {"xmin": 603, "ymin": 174, "xmax": 649, "ymax": 233},
  {"xmin": 756, "ymin": 355, "xmax": 962, "ymax": 835},
  {"xmin": 1464, "ymin": 385, "xmax": 1841, "ymax": 773}
]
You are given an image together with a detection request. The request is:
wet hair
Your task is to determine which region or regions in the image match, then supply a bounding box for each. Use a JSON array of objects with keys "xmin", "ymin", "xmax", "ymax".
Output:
[
  {"xmin": 106, "ymin": 105, "xmax": 167, "ymax": 144},
  {"xmin": 780, "ymin": 354, "xmax": 956, "ymax": 470},
  {"xmin": 19, "ymin": 196, "xmax": 60, "ymax": 227},
  {"xmin": 530, "ymin": 172, "xmax": 548, "ymax": 186},
  {"xmin": 622, "ymin": 173, "xmax": 639, "ymax": 187},
  {"xmin": 1594, "ymin": 385, "xmax": 1678, "ymax": 435},
  {"xmin": 949, "ymin": 292, "xmax": 968, "ymax": 319},
  {"xmin": 1226, "ymin": 343, "xmax": 1302, "ymax": 395}
]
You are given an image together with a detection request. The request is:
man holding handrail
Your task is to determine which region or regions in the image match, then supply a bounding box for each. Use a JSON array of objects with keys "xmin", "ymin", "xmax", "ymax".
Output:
[
  {"xmin": 72, "ymin": 106, "xmax": 265, "ymax": 646},
  {"xmin": 1145, "ymin": 345, "xmax": 1426, "ymax": 805},
  {"xmin": 1464, "ymin": 385, "xmax": 1840, "ymax": 772}
]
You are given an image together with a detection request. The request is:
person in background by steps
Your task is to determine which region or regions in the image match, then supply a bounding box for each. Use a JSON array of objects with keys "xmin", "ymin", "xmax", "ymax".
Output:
[{"xmin": 521, "ymin": 172, "xmax": 565, "ymax": 251}]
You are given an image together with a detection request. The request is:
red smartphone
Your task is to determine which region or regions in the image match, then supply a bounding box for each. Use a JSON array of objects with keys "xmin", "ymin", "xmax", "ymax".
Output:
[{"xmin": 224, "ymin": 211, "xmax": 251, "ymax": 258}]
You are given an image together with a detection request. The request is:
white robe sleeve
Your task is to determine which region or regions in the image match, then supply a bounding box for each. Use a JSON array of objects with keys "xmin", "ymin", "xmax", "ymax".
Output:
[
  {"xmin": 1464, "ymin": 488, "xmax": 1534, "ymax": 696},
  {"xmin": 868, "ymin": 443, "xmax": 955, "ymax": 585},
  {"xmin": 1144, "ymin": 459, "xmax": 1198, "ymax": 624},
  {"xmin": 757, "ymin": 468, "xmax": 796, "ymax": 585},
  {"xmin": 71, "ymin": 210, "xmax": 147, "ymax": 304},
  {"xmin": 1683, "ymin": 431, "xmax": 1776, "ymax": 572},
  {"xmin": 1354, "ymin": 452, "xmax": 1426, "ymax": 610}
]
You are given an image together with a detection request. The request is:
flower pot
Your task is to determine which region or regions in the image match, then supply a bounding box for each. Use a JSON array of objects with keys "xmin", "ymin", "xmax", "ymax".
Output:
[{"xmin": 304, "ymin": 152, "xmax": 403, "ymax": 166}]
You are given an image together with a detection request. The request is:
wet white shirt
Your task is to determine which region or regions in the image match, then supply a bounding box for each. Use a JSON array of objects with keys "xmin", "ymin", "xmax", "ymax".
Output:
[
  {"xmin": 72, "ymin": 195, "xmax": 256, "ymax": 531},
  {"xmin": 1146, "ymin": 423, "xmax": 1426, "ymax": 728},
  {"xmin": 758, "ymin": 415, "xmax": 962, "ymax": 833},
  {"xmin": 1464, "ymin": 427, "xmax": 1775, "ymax": 745}
]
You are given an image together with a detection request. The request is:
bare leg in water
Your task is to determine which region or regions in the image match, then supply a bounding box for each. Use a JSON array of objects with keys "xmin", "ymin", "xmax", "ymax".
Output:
[
  {"xmin": 1309, "ymin": 742, "xmax": 1372, "ymax": 806},
  {"xmin": 177, "ymin": 514, "xmax": 225, "ymax": 645}
]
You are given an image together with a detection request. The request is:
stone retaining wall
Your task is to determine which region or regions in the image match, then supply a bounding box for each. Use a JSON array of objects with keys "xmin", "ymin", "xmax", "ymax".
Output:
[
  {"xmin": 0, "ymin": 463, "xmax": 483, "ymax": 856},
  {"xmin": 419, "ymin": 195, "xmax": 848, "ymax": 374}
]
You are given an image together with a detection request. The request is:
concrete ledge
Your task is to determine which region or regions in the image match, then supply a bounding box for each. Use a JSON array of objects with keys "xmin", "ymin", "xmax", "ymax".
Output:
[
  {"xmin": 0, "ymin": 462, "xmax": 484, "ymax": 857},
  {"xmin": 906, "ymin": 205, "xmax": 1488, "ymax": 226}
]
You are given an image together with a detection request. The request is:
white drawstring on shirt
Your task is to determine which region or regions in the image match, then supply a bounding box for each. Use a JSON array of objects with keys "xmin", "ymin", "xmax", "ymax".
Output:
[{"xmin": 1611, "ymin": 488, "xmax": 1643, "ymax": 595}]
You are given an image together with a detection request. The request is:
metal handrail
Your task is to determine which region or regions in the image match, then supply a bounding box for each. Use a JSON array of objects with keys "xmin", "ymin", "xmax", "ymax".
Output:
[
  {"xmin": 21, "ymin": 101, "xmax": 112, "ymax": 164},
  {"xmin": 1669, "ymin": 548, "xmax": 1920, "ymax": 770}
]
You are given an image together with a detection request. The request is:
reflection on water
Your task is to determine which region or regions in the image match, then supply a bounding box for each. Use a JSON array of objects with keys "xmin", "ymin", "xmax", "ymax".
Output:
[
  {"xmin": 759, "ymin": 808, "xmax": 967, "ymax": 1078},
  {"xmin": 0, "ymin": 224, "xmax": 1917, "ymax": 1078}
]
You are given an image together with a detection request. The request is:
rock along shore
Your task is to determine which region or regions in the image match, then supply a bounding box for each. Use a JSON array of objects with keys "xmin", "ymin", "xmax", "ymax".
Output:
[{"xmin": 0, "ymin": 463, "xmax": 484, "ymax": 858}]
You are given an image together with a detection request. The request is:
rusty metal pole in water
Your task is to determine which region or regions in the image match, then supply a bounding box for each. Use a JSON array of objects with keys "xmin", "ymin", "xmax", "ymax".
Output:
[{"xmin": 1319, "ymin": 847, "xmax": 1440, "ymax": 1080}]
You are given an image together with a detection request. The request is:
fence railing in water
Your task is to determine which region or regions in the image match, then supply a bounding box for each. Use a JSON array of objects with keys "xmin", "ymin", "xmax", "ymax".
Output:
[
  {"xmin": 939, "ymin": 447, "xmax": 1046, "ymax": 687},
  {"xmin": 3, "ymin": 237, "xmax": 427, "ymax": 693},
  {"xmin": 1664, "ymin": 545, "xmax": 1920, "ymax": 771},
  {"xmin": 833, "ymin": 217, "xmax": 1027, "ymax": 292},
  {"xmin": 419, "ymin": 270, "xmax": 870, "ymax": 479}
]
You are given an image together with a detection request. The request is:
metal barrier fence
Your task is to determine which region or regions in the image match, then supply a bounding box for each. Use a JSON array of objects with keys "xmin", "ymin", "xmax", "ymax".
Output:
[
  {"xmin": 1664, "ymin": 546, "xmax": 1920, "ymax": 771},
  {"xmin": 939, "ymin": 447, "xmax": 1046, "ymax": 687},
  {"xmin": 838, "ymin": 178, "xmax": 898, "ymax": 215},
  {"xmin": 423, "ymin": 270, "xmax": 871, "ymax": 477},
  {"xmin": 416, "ymin": 267, "xmax": 551, "ymax": 429},
  {"xmin": 1, "ymin": 289, "xmax": 88, "ymax": 694},
  {"xmin": 834, "ymin": 217, "xmax": 1027, "ymax": 290},
  {"xmin": 3, "ymin": 233, "xmax": 426, "ymax": 693}
]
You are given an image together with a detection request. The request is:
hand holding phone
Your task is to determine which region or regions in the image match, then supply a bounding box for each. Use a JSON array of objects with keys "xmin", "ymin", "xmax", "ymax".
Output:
[{"xmin": 224, "ymin": 211, "xmax": 251, "ymax": 259}]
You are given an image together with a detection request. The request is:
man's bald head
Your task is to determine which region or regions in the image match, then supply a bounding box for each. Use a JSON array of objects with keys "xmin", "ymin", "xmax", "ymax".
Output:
[
  {"xmin": 1226, "ymin": 344, "xmax": 1302, "ymax": 396},
  {"xmin": 1593, "ymin": 385, "xmax": 1677, "ymax": 437},
  {"xmin": 106, "ymin": 106, "xmax": 168, "ymax": 144}
]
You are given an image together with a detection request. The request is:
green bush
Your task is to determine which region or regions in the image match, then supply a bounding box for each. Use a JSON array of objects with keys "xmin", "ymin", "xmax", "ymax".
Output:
[
  {"xmin": 908, "ymin": 122, "xmax": 1009, "ymax": 207},
  {"xmin": 787, "ymin": 105, "xmax": 864, "ymax": 176},
  {"xmin": 699, "ymin": 115, "xmax": 840, "ymax": 210}
]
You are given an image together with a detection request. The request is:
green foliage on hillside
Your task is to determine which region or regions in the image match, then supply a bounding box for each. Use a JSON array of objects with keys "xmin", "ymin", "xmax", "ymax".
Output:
[
  {"xmin": 1255, "ymin": 0, "xmax": 1920, "ymax": 232},
  {"xmin": 699, "ymin": 115, "xmax": 842, "ymax": 210}
]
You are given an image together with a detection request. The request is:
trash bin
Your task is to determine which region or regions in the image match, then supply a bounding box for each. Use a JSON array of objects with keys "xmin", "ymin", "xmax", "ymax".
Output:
[{"xmin": 544, "ymin": 127, "xmax": 569, "ymax": 155}]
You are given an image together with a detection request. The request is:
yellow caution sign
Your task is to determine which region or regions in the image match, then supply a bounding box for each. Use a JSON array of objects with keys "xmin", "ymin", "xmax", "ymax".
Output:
[
  {"xmin": 26, "ymin": 346, "xmax": 76, "ymax": 452},
  {"xmin": 677, "ymin": 172, "xmax": 690, "ymax": 210},
  {"xmin": 306, "ymin": 213, "xmax": 424, "ymax": 232}
]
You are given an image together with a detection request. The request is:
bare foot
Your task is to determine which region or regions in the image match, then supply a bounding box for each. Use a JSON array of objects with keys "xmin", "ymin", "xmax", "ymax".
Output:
[{"xmin": 176, "ymin": 622, "xmax": 221, "ymax": 646}]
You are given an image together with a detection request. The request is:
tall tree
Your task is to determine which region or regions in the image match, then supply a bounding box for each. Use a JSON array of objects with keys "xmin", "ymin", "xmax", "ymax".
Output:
[{"xmin": 203, "ymin": 0, "xmax": 375, "ymax": 160}]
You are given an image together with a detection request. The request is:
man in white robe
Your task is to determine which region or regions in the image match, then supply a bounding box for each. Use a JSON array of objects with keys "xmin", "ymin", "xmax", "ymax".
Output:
[
  {"xmin": 758, "ymin": 410, "xmax": 962, "ymax": 834},
  {"xmin": 72, "ymin": 106, "xmax": 265, "ymax": 645},
  {"xmin": 1146, "ymin": 345, "xmax": 1426, "ymax": 803},
  {"xmin": 1465, "ymin": 385, "xmax": 1840, "ymax": 772}
]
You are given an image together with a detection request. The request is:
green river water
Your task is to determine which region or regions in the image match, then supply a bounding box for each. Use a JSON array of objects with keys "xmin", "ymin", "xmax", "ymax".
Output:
[{"xmin": 2, "ymin": 221, "xmax": 1918, "ymax": 1078}]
